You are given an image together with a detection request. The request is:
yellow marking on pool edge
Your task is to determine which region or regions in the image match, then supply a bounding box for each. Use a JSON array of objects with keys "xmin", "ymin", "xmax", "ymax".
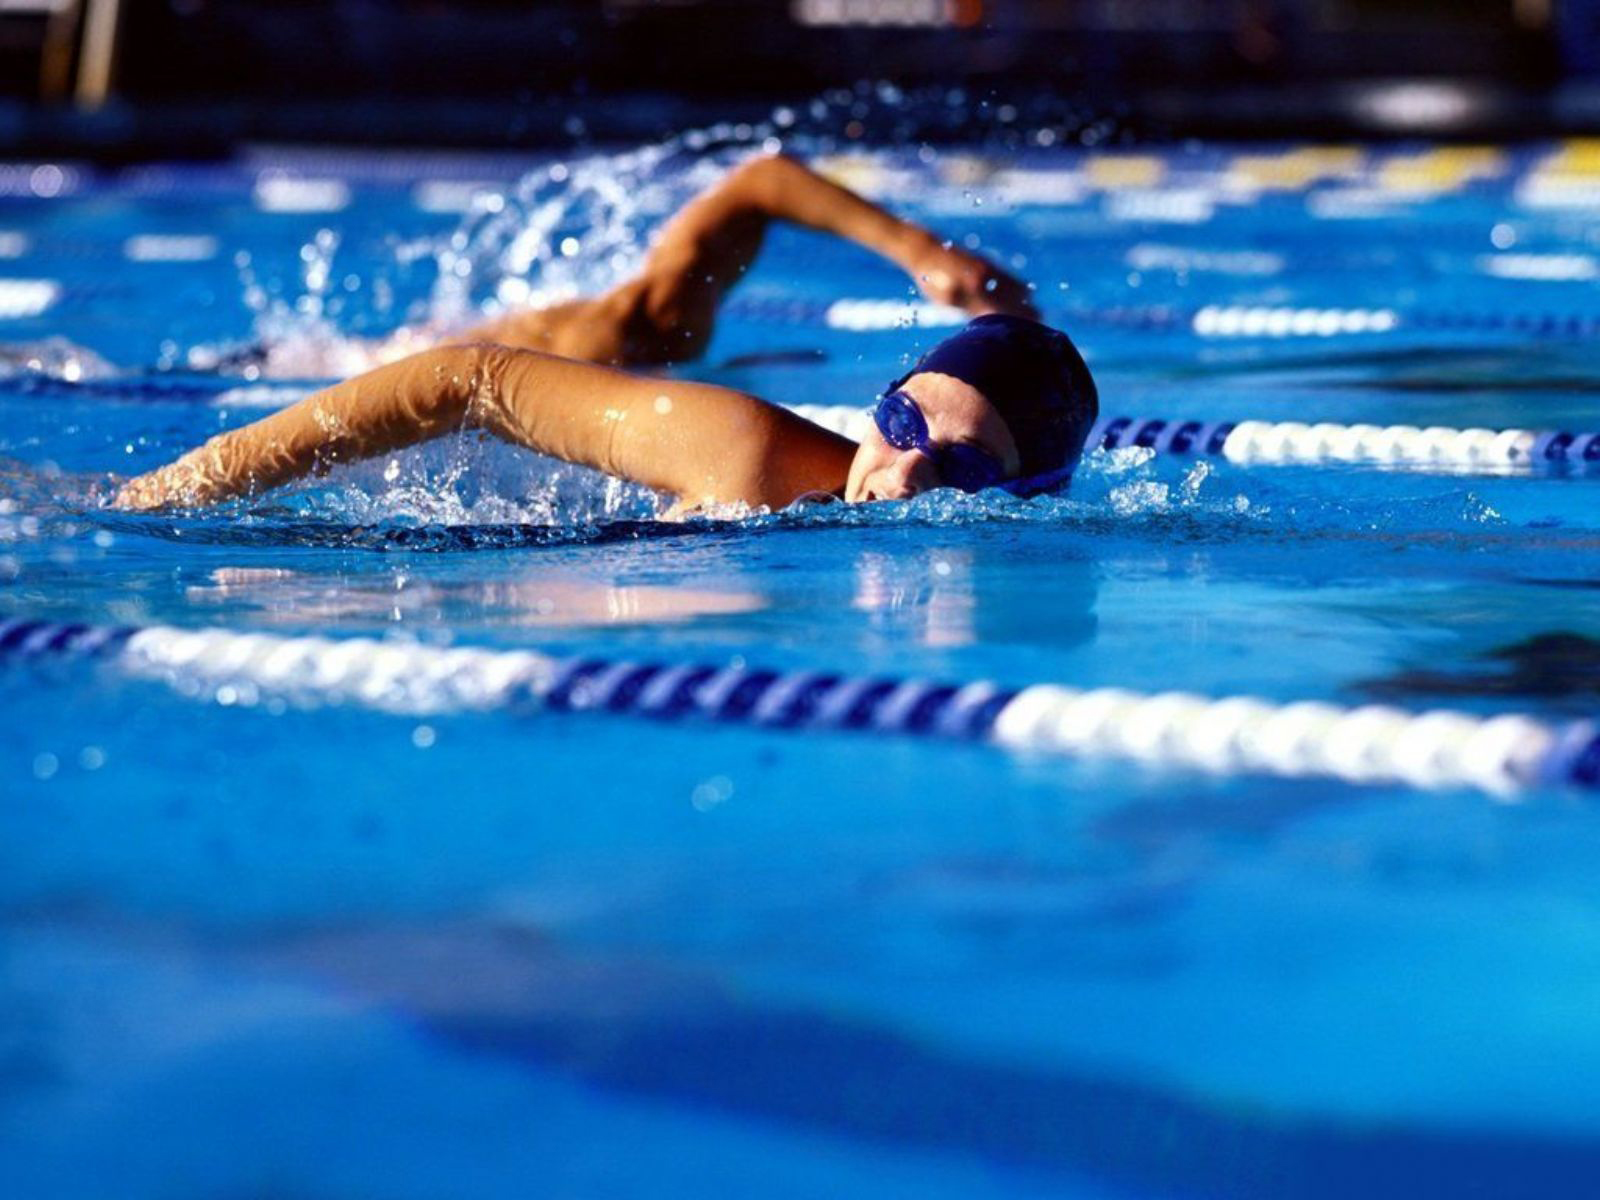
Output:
[
  {"xmin": 1378, "ymin": 147, "xmax": 1507, "ymax": 193},
  {"xmin": 1293, "ymin": 146, "xmax": 1367, "ymax": 168},
  {"xmin": 1085, "ymin": 155, "xmax": 1165, "ymax": 190},
  {"xmin": 1226, "ymin": 147, "xmax": 1365, "ymax": 190},
  {"xmin": 1546, "ymin": 139, "xmax": 1600, "ymax": 175},
  {"xmin": 1433, "ymin": 146, "xmax": 1506, "ymax": 171},
  {"xmin": 1517, "ymin": 140, "xmax": 1600, "ymax": 204}
]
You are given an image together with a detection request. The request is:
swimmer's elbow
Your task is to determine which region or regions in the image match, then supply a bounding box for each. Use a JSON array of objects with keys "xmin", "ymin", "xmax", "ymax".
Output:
[
  {"xmin": 727, "ymin": 152, "xmax": 801, "ymax": 211},
  {"xmin": 418, "ymin": 341, "xmax": 526, "ymax": 434},
  {"xmin": 672, "ymin": 403, "xmax": 800, "ymax": 511}
]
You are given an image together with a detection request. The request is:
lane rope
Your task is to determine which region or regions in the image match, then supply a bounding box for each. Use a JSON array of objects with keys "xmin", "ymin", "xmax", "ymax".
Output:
[
  {"xmin": 722, "ymin": 295, "xmax": 1600, "ymax": 340},
  {"xmin": 2, "ymin": 616, "xmax": 1595, "ymax": 796},
  {"xmin": 787, "ymin": 405, "xmax": 1600, "ymax": 471}
]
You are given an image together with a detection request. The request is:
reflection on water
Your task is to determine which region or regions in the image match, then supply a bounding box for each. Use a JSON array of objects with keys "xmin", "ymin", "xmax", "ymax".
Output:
[
  {"xmin": 169, "ymin": 527, "xmax": 1104, "ymax": 656},
  {"xmin": 852, "ymin": 541, "xmax": 1100, "ymax": 651},
  {"xmin": 1360, "ymin": 631, "xmax": 1600, "ymax": 702},
  {"xmin": 185, "ymin": 566, "xmax": 767, "ymax": 629},
  {"xmin": 853, "ymin": 548, "xmax": 978, "ymax": 647}
]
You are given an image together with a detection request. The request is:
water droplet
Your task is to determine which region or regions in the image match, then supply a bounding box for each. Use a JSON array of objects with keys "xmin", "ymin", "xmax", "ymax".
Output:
[{"xmin": 691, "ymin": 774, "xmax": 734, "ymax": 811}]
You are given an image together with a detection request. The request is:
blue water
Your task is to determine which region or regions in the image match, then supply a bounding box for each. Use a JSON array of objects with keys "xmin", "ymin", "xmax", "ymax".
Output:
[{"xmin": 3, "ymin": 132, "xmax": 1600, "ymax": 1198}]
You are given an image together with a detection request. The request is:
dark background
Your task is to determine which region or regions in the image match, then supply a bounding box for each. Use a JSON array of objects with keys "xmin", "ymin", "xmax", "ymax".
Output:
[{"xmin": 4, "ymin": 1, "xmax": 1600, "ymax": 153}]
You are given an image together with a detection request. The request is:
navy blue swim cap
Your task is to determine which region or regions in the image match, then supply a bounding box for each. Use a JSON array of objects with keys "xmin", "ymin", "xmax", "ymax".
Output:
[{"xmin": 887, "ymin": 315, "xmax": 1098, "ymax": 479}]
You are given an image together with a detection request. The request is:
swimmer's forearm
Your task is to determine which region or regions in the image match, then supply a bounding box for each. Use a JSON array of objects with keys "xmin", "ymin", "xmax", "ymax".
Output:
[
  {"xmin": 734, "ymin": 154, "xmax": 1037, "ymax": 318},
  {"xmin": 623, "ymin": 154, "xmax": 937, "ymax": 357},
  {"xmin": 114, "ymin": 347, "xmax": 490, "ymax": 508},
  {"xmin": 735, "ymin": 154, "xmax": 933, "ymax": 269},
  {"xmin": 473, "ymin": 344, "xmax": 857, "ymax": 508},
  {"xmin": 114, "ymin": 344, "xmax": 854, "ymax": 511}
]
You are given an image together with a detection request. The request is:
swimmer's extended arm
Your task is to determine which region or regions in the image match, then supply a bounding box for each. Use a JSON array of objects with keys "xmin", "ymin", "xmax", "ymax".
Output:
[{"xmin": 112, "ymin": 343, "xmax": 855, "ymax": 512}]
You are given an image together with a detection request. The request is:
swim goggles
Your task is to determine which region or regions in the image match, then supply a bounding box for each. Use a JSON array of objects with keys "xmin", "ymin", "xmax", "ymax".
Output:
[{"xmin": 872, "ymin": 389, "xmax": 1074, "ymax": 498}]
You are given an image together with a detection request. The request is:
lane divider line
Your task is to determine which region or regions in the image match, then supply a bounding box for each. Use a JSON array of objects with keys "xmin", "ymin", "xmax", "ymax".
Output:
[
  {"xmin": 721, "ymin": 295, "xmax": 1600, "ymax": 340},
  {"xmin": 786, "ymin": 406, "xmax": 1600, "ymax": 472},
  {"xmin": 2, "ymin": 616, "xmax": 1595, "ymax": 796}
]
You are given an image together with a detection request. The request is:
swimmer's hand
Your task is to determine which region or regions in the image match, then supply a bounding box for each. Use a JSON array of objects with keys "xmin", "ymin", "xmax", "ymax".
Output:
[
  {"xmin": 112, "ymin": 458, "xmax": 217, "ymax": 511},
  {"xmin": 111, "ymin": 472, "xmax": 175, "ymax": 511},
  {"xmin": 904, "ymin": 236, "xmax": 1038, "ymax": 320}
]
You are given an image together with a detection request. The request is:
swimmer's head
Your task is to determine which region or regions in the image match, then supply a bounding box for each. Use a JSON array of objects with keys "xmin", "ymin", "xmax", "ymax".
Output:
[{"xmin": 844, "ymin": 315, "xmax": 1098, "ymax": 503}]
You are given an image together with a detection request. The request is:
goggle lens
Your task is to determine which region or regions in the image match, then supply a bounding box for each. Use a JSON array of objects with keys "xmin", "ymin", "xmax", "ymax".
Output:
[
  {"xmin": 874, "ymin": 390, "xmax": 928, "ymax": 451},
  {"xmin": 871, "ymin": 388, "xmax": 1032, "ymax": 496},
  {"xmin": 938, "ymin": 442, "xmax": 1007, "ymax": 493}
]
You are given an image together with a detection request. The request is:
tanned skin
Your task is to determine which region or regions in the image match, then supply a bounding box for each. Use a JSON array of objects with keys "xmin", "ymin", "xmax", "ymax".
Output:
[{"xmin": 115, "ymin": 154, "xmax": 1037, "ymax": 514}]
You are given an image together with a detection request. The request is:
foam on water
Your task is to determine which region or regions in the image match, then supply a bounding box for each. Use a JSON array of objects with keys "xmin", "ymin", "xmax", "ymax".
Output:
[
  {"xmin": 70, "ymin": 435, "xmax": 1568, "ymax": 569},
  {"xmin": 194, "ymin": 86, "xmax": 1101, "ymax": 384},
  {"xmin": 0, "ymin": 337, "xmax": 118, "ymax": 383}
]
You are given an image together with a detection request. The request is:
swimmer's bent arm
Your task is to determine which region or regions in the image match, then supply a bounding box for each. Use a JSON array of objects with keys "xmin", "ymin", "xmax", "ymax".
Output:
[
  {"xmin": 462, "ymin": 153, "xmax": 1040, "ymax": 365},
  {"xmin": 633, "ymin": 154, "xmax": 1039, "ymax": 329},
  {"xmin": 112, "ymin": 343, "xmax": 855, "ymax": 512}
]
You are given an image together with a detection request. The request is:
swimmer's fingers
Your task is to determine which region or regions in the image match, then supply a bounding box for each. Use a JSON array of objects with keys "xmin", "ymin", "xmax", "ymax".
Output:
[
  {"xmin": 909, "ymin": 245, "xmax": 1038, "ymax": 320},
  {"xmin": 958, "ymin": 255, "xmax": 1038, "ymax": 319},
  {"xmin": 112, "ymin": 463, "xmax": 208, "ymax": 511},
  {"xmin": 110, "ymin": 475, "xmax": 167, "ymax": 511}
]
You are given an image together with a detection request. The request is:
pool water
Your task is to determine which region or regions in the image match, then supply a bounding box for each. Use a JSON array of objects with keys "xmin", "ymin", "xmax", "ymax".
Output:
[{"xmin": 3, "ymin": 132, "xmax": 1600, "ymax": 1198}]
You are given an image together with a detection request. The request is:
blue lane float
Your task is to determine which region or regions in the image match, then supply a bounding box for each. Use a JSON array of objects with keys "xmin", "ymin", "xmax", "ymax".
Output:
[
  {"xmin": 3, "ymin": 616, "xmax": 1596, "ymax": 796},
  {"xmin": 722, "ymin": 294, "xmax": 1600, "ymax": 341},
  {"xmin": 788, "ymin": 404, "xmax": 1600, "ymax": 473},
  {"xmin": 1090, "ymin": 415, "xmax": 1600, "ymax": 469}
]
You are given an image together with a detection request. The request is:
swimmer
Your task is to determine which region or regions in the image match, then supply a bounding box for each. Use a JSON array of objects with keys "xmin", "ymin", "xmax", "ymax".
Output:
[{"xmin": 114, "ymin": 154, "xmax": 1097, "ymax": 513}]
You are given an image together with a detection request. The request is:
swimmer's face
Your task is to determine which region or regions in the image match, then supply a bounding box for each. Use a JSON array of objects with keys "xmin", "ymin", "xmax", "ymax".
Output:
[{"xmin": 844, "ymin": 371, "xmax": 1021, "ymax": 503}]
